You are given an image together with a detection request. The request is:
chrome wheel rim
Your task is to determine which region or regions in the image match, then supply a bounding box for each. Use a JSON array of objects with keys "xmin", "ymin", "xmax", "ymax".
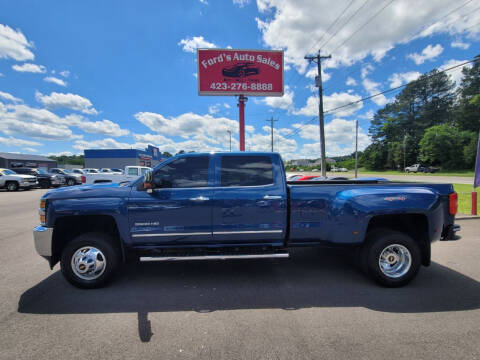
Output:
[
  {"xmin": 7, "ymin": 183, "xmax": 16, "ymax": 190},
  {"xmin": 378, "ymin": 244, "xmax": 411, "ymax": 279},
  {"xmin": 71, "ymin": 246, "xmax": 106, "ymax": 281}
]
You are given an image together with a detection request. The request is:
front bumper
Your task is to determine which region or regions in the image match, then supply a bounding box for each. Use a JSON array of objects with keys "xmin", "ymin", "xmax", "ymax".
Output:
[
  {"xmin": 33, "ymin": 225, "xmax": 53, "ymax": 257},
  {"xmin": 51, "ymin": 178, "xmax": 62, "ymax": 185}
]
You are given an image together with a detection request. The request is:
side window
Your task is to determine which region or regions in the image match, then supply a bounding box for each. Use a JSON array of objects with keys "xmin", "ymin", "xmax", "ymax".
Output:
[
  {"xmin": 221, "ymin": 156, "xmax": 273, "ymax": 187},
  {"xmin": 154, "ymin": 156, "xmax": 209, "ymax": 188},
  {"xmin": 140, "ymin": 168, "xmax": 149, "ymax": 175},
  {"xmin": 128, "ymin": 168, "xmax": 139, "ymax": 176}
]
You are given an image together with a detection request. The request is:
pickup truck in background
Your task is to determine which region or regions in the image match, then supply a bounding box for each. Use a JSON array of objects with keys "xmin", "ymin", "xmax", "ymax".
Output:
[
  {"xmin": 0, "ymin": 168, "xmax": 38, "ymax": 191},
  {"xmin": 33, "ymin": 152, "xmax": 459, "ymax": 289},
  {"xmin": 81, "ymin": 166, "xmax": 151, "ymax": 185}
]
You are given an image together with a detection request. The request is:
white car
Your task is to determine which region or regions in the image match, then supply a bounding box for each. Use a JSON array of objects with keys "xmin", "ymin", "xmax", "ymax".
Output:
[
  {"xmin": 81, "ymin": 166, "xmax": 151, "ymax": 185},
  {"xmin": 0, "ymin": 168, "xmax": 37, "ymax": 191},
  {"xmin": 83, "ymin": 168, "xmax": 99, "ymax": 174},
  {"xmin": 331, "ymin": 166, "xmax": 348, "ymax": 172}
]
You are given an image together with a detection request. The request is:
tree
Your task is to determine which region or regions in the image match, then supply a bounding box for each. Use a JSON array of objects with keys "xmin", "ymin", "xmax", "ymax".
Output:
[
  {"xmin": 454, "ymin": 56, "xmax": 480, "ymax": 133},
  {"xmin": 162, "ymin": 151, "xmax": 172, "ymax": 157},
  {"xmin": 418, "ymin": 124, "xmax": 475, "ymax": 169}
]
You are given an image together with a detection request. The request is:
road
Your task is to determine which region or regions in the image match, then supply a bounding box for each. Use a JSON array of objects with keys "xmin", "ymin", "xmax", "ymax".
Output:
[
  {"xmin": 287, "ymin": 172, "xmax": 474, "ymax": 185},
  {"xmin": 0, "ymin": 189, "xmax": 479, "ymax": 359}
]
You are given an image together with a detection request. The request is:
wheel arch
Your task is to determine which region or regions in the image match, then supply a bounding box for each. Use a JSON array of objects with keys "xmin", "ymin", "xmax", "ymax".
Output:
[
  {"xmin": 51, "ymin": 215, "xmax": 126, "ymax": 268},
  {"xmin": 366, "ymin": 213, "xmax": 430, "ymax": 266}
]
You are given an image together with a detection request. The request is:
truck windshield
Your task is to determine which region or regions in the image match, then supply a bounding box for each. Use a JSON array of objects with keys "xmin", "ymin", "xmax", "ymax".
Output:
[{"xmin": 2, "ymin": 169, "xmax": 17, "ymax": 175}]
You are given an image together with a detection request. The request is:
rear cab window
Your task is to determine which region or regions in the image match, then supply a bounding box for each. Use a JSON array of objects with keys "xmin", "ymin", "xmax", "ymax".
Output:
[{"xmin": 219, "ymin": 155, "xmax": 274, "ymax": 187}]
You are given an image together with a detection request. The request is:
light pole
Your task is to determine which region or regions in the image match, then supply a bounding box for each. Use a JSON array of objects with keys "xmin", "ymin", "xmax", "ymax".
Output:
[{"xmin": 227, "ymin": 130, "xmax": 232, "ymax": 152}]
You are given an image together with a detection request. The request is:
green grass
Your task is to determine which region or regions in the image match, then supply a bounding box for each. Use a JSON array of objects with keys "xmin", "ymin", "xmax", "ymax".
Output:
[
  {"xmin": 453, "ymin": 184, "xmax": 479, "ymax": 215},
  {"xmin": 358, "ymin": 168, "xmax": 474, "ymax": 177}
]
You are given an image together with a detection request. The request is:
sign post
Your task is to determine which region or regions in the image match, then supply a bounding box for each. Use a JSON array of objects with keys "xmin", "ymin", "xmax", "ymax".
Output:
[{"xmin": 198, "ymin": 49, "xmax": 284, "ymax": 151}]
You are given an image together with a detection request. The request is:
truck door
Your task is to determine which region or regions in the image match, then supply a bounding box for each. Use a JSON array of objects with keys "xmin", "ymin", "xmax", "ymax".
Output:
[
  {"xmin": 212, "ymin": 154, "xmax": 287, "ymax": 245},
  {"xmin": 128, "ymin": 155, "xmax": 214, "ymax": 245}
]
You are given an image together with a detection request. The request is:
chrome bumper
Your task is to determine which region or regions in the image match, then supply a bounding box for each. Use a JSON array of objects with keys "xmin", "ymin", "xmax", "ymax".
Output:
[
  {"xmin": 20, "ymin": 181, "xmax": 38, "ymax": 188},
  {"xmin": 33, "ymin": 226, "xmax": 53, "ymax": 256}
]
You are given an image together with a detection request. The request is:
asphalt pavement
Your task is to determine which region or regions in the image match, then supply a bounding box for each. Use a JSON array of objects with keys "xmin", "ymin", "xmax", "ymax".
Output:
[{"xmin": 0, "ymin": 188, "xmax": 479, "ymax": 359}]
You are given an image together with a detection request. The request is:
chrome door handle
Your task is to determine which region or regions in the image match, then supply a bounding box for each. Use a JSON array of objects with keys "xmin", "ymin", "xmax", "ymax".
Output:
[
  {"xmin": 189, "ymin": 196, "xmax": 209, "ymax": 202},
  {"xmin": 263, "ymin": 195, "xmax": 282, "ymax": 200}
]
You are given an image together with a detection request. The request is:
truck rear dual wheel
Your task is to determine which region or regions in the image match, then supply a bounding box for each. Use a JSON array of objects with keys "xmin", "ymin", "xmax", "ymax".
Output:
[
  {"xmin": 60, "ymin": 233, "xmax": 120, "ymax": 289},
  {"xmin": 361, "ymin": 229, "xmax": 421, "ymax": 287}
]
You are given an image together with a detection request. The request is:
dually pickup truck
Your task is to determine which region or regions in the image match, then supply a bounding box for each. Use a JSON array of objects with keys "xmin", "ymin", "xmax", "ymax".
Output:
[{"xmin": 33, "ymin": 152, "xmax": 460, "ymax": 289}]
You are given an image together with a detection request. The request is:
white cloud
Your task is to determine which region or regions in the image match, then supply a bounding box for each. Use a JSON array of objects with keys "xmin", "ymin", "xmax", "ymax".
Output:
[
  {"xmin": 305, "ymin": 67, "xmax": 331, "ymax": 82},
  {"xmin": 193, "ymin": 72, "xmax": 198, "ymax": 78},
  {"xmin": 44, "ymin": 76, "xmax": 67, "ymax": 87},
  {"xmin": 0, "ymin": 24, "xmax": 34, "ymax": 61},
  {"xmin": 362, "ymin": 78, "xmax": 387, "ymax": 106},
  {"xmin": 0, "ymin": 73, "xmax": 3, "ymax": 77},
  {"xmin": 208, "ymin": 103, "xmax": 220, "ymax": 114},
  {"xmin": 0, "ymin": 102, "xmax": 81, "ymax": 140},
  {"xmin": 178, "ymin": 36, "xmax": 216, "ymax": 53},
  {"xmin": 255, "ymin": 1, "xmax": 480, "ymax": 73},
  {"xmin": 233, "ymin": 0, "xmax": 250, "ymax": 7},
  {"xmin": 35, "ymin": 91, "xmax": 98, "ymax": 115},
  {"xmin": 59, "ymin": 70, "xmax": 70, "ymax": 77},
  {"xmin": 223, "ymin": 103, "xmax": 231, "ymax": 109},
  {"xmin": 0, "ymin": 91, "xmax": 22, "ymax": 103},
  {"xmin": 450, "ymin": 40, "xmax": 470, "ymax": 50},
  {"xmin": 388, "ymin": 71, "xmax": 421, "ymax": 88},
  {"xmin": 295, "ymin": 92, "xmax": 363, "ymax": 117},
  {"xmin": 361, "ymin": 64, "xmax": 374, "ymax": 79},
  {"xmin": 439, "ymin": 59, "xmax": 472, "ymax": 86},
  {"xmin": 66, "ymin": 115, "xmax": 130, "ymax": 137},
  {"xmin": 261, "ymin": 85, "xmax": 294, "ymax": 111},
  {"xmin": 73, "ymin": 138, "xmax": 133, "ymax": 151},
  {"xmin": 346, "ymin": 77, "xmax": 357, "ymax": 86},
  {"xmin": 407, "ymin": 44, "xmax": 443, "ymax": 65},
  {"xmin": 12, "ymin": 63, "xmax": 46, "ymax": 73},
  {"xmin": 23, "ymin": 147, "xmax": 38, "ymax": 153},
  {"xmin": 0, "ymin": 135, "xmax": 42, "ymax": 147},
  {"xmin": 295, "ymin": 118, "xmax": 370, "ymax": 157},
  {"xmin": 48, "ymin": 151, "xmax": 75, "ymax": 157}
]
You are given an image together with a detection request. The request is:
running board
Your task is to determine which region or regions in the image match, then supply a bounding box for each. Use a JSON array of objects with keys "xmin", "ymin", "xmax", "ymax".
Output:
[{"xmin": 140, "ymin": 252, "xmax": 289, "ymax": 262}]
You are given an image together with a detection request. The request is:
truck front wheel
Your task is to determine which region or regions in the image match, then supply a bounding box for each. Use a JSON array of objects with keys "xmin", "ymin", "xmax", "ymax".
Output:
[
  {"xmin": 361, "ymin": 229, "xmax": 421, "ymax": 287},
  {"xmin": 60, "ymin": 232, "xmax": 120, "ymax": 289}
]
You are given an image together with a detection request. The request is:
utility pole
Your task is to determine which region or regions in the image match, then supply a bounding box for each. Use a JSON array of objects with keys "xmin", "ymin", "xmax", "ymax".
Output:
[
  {"xmin": 355, "ymin": 120, "xmax": 358, "ymax": 178},
  {"xmin": 403, "ymin": 133, "xmax": 407, "ymax": 173},
  {"xmin": 227, "ymin": 130, "xmax": 232, "ymax": 152},
  {"xmin": 305, "ymin": 50, "xmax": 331, "ymax": 178},
  {"xmin": 266, "ymin": 117, "xmax": 278, "ymax": 152}
]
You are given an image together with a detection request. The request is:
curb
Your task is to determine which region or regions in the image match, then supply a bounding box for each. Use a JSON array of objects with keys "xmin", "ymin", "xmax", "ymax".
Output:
[{"xmin": 456, "ymin": 216, "xmax": 480, "ymax": 220}]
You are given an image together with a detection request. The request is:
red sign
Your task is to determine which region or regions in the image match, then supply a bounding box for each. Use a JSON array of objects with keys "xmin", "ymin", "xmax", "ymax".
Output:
[{"xmin": 197, "ymin": 49, "xmax": 284, "ymax": 96}]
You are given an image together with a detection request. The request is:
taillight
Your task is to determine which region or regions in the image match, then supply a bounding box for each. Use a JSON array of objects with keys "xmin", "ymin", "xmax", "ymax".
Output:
[
  {"xmin": 81, "ymin": 176, "xmax": 86, "ymax": 183},
  {"xmin": 449, "ymin": 192, "xmax": 458, "ymax": 215},
  {"xmin": 39, "ymin": 199, "xmax": 46, "ymax": 225}
]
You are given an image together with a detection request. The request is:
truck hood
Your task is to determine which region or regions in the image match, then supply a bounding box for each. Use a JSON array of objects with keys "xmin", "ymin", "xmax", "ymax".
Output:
[
  {"xmin": 12, "ymin": 174, "xmax": 36, "ymax": 180},
  {"xmin": 42, "ymin": 182, "xmax": 132, "ymax": 200}
]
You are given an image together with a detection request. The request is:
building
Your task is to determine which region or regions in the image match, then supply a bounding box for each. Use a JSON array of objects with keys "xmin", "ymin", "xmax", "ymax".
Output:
[
  {"xmin": 84, "ymin": 145, "xmax": 165, "ymax": 169},
  {"xmin": 0, "ymin": 152, "xmax": 57, "ymax": 170}
]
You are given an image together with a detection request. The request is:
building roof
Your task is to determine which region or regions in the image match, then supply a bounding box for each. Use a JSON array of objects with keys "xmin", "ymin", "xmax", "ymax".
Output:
[{"xmin": 0, "ymin": 152, "xmax": 55, "ymax": 162}]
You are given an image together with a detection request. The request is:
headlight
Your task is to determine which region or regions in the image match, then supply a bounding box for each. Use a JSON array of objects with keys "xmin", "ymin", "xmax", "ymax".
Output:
[{"xmin": 39, "ymin": 199, "xmax": 46, "ymax": 225}]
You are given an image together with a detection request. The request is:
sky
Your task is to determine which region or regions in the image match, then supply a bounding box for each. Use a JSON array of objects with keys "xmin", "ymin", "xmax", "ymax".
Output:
[{"xmin": 0, "ymin": 0, "xmax": 479, "ymax": 160}]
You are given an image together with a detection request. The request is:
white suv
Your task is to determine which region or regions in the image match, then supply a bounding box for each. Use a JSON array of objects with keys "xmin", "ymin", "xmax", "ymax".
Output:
[{"xmin": 0, "ymin": 168, "xmax": 38, "ymax": 191}]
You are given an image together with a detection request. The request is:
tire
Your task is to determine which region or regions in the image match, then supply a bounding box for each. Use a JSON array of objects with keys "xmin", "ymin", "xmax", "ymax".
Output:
[
  {"xmin": 41, "ymin": 180, "xmax": 50, "ymax": 189},
  {"xmin": 6, "ymin": 182, "xmax": 18, "ymax": 191},
  {"xmin": 67, "ymin": 179, "xmax": 75, "ymax": 186},
  {"xmin": 60, "ymin": 232, "xmax": 120, "ymax": 289},
  {"xmin": 361, "ymin": 229, "xmax": 421, "ymax": 287},
  {"xmin": 24, "ymin": 187, "xmax": 31, "ymax": 191}
]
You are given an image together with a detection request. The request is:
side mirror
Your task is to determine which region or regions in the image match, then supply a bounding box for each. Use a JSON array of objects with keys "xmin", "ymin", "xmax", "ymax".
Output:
[{"xmin": 143, "ymin": 170, "xmax": 154, "ymax": 190}]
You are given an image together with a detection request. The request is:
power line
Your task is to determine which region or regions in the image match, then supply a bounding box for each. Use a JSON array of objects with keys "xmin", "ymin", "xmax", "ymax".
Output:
[
  {"xmin": 330, "ymin": 0, "xmax": 396, "ymax": 54},
  {"xmin": 282, "ymin": 58, "xmax": 476, "ymax": 141},
  {"xmin": 321, "ymin": 0, "xmax": 370, "ymax": 51}
]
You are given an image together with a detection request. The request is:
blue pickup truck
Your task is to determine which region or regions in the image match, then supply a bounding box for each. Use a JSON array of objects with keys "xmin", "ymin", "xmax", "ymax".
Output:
[{"xmin": 33, "ymin": 152, "xmax": 459, "ymax": 289}]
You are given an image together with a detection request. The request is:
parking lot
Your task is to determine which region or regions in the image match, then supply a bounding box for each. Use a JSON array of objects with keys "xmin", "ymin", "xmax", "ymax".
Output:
[{"xmin": 0, "ymin": 188, "xmax": 479, "ymax": 359}]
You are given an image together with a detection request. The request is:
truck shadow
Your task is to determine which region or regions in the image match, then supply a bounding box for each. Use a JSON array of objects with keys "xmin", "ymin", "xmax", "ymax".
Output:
[{"xmin": 18, "ymin": 248, "xmax": 480, "ymax": 341}]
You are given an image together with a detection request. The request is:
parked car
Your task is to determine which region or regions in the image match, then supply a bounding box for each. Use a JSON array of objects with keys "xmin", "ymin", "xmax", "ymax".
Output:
[
  {"xmin": 405, "ymin": 164, "xmax": 426, "ymax": 173},
  {"xmin": 13, "ymin": 167, "xmax": 64, "ymax": 188},
  {"xmin": 331, "ymin": 166, "xmax": 348, "ymax": 172},
  {"xmin": 81, "ymin": 165, "xmax": 151, "ymax": 185},
  {"xmin": 71, "ymin": 169, "xmax": 86, "ymax": 175},
  {"xmin": 83, "ymin": 168, "xmax": 99, "ymax": 174},
  {"xmin": 0, "ymin": 168, "xmax": 37, "ymax": 191},
  {"xmin": 49, "ymin": 168, "xmax": 82, "ymax": 186},
  {"xmin": 295, "ymin": 175, "xmax": 320, "ymax": 181},
  {"xmin": 99, "ymin": 168, "xmax": 123, "ymax": 174},
  {"xmin": 34, "ymin": 152, "xmax": 459, "ymax": 289},
  {"xmin": 286, "ymin": 174, "xmax": 302, "ymax": 181}
]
